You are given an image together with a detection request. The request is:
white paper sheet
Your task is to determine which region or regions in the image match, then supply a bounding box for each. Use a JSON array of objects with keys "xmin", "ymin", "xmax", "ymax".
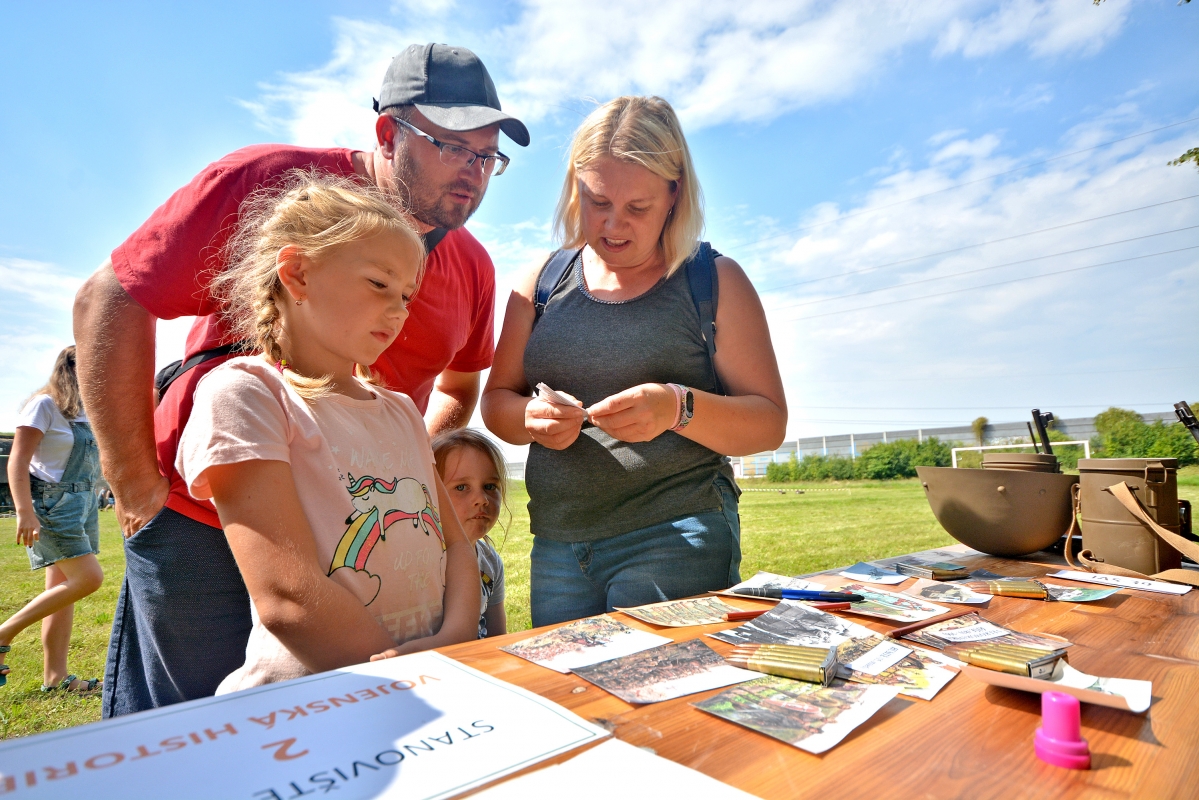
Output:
[
  {"xmin": 0, "ymin": 652, "xmax": 608, "ymax": 800},
  {"xmin": 845, "ymin": 640, "xmax": 912, "ymax": 675},
  {"xmin": 962, "ymin": 661, "xmax": 1152, "ymax": 713},
  {"xmin": 472, "ymin": 739, "xmax": 762, "ymax": 799},
  {"xmin": 838, "ymin": 642, "xmax": 959, "ymax": 702},
  {"xmin": 1047, "ymin": 570, "xmax": 1191, "ymax": 595},
  {"xmin": 934, "ymin": 622, "xmax": 1011, "ymax": 642}
]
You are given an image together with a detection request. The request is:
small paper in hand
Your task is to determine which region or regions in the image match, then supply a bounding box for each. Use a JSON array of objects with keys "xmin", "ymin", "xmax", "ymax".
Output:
[{"xmin": 536, "ymin": 382, "xmax": 589, "ymax": 422}]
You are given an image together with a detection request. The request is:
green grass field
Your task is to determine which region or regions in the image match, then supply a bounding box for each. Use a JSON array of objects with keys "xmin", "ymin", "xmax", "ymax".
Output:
[{"xmin": 2, "ymin": 468, "xmax": 1196, "ymax": 739}]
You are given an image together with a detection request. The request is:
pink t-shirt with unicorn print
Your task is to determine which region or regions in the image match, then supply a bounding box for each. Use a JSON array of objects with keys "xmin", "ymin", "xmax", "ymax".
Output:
[{"xmin": 177, "ymin": 357, "xmax": 446, "ymax": 693}]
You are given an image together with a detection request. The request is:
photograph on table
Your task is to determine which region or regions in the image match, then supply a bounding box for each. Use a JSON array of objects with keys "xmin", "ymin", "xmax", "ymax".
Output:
[
  {"xmin": 891, "ymin": 560, "xmax": 970, "ymax": 581},
  {"xmin": 876, "ymin": 548, "xmax": 984, "ymax": 568},
  {"xmin": 967, "ymin": 569, "xmax": 1025, "ymax": 581},
  {"xmin": 835, "ymin": 583, "xmax": 949, "ymax": 622},
  {"xmin": 694, "ymin": 676, "xmax": 900, "ymax": 754},
  {"xmin": 904, "ymin": 578, "xmax": 990, "ymax": 605},
  {"xmin": 902, "ymin": 612, "xmax": 1072, "ymax": 652},
  {"xmin": 501, "ymin": 616, "xmax": 671, "ymax": 674},
  {"xmin": 837, "ymin": 562, "xmax": 907, "ymax": 585},
  {"xmin": 708, "ymin": 600, "xmax": 875, "ymax": 649},
  {"xmin": 714, "ymin": 571, "xmax": 823, "ymax": 599},
  {"xmin": 837, "ymin": 636, "xmax": 959, "ymax": 701},
  {"xmin": 963, "ymin": 660, "xmax": 1152, "ymax": 713},
  {"xmin": 615, "ymin": 596, "xmax": 742, "ymax": 627},
  {"xmin": 1043, "ymin": 584, "xmax": 1119, "ymax": 603},
  {"xmin": 571, "ymin": 639, "xmax": 758, "ymax": 704}
]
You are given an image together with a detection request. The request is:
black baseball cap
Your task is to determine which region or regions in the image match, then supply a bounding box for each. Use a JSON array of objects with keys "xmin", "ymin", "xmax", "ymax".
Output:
[{"xmin": 374, "ymin": 43, "xmax": 530, "ymax": 147}]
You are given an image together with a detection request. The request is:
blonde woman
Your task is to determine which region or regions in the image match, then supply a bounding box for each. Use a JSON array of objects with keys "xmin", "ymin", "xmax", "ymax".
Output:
[
  {"xmin": 482, "ymin": 96, "xmax": 787, "ymax": 626},
  {"xmin": 2, "ymin": 346, "xmax": 104, "ymax": 692}
]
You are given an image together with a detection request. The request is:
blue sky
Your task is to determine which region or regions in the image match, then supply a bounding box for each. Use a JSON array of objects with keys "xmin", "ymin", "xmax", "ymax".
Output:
[{"xmin": 2, "ymin": 0, "xmax": 1197, "ymax": 457}]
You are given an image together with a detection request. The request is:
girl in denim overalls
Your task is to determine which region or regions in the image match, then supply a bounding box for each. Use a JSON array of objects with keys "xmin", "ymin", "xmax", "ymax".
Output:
[{"xmin": 1, "ymin": 346, "xmax": 105, "ymax": 692}]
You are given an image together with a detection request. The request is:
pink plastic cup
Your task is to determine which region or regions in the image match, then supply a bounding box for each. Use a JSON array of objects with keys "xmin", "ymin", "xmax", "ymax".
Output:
[{"xmin": 1035, "ymin": 691, "xmax": 1091, "ymax": 770}]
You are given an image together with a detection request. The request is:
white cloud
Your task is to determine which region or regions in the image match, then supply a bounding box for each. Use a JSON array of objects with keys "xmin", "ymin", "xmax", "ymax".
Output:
[
  {"xmin": 935, "ymin": 0, "xmax": 1131, "ymax": 59},
  {"xmin": 244, "ymin": 0, "xmax": 1132, "ymax": 146},
  {"xmin": 0, "ymin": 257, "xmax": 198, "ymax": 429},
  {"xmin": 240, "ymin": 18, "xmax": 449, "ymax": 149},
  {"xmin": 391, "ymin": 0, "xmax": 456, "ymax": 13},
  {"xmin": 732, "ymin": 115, "xmax": 1199, "ymax": 438},
  {"xmin": 0, "ymin": 259, "xmax": 82, "ymax": 429},
  {"xmin": 0, "ymin": 257, "xmax": 83, "ymax": 311}
]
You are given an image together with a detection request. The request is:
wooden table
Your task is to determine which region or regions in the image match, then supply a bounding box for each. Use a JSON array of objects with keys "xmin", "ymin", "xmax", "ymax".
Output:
[{"xmin": 442, "ymin": 545, "xmax": 1199, "ymax": 799}]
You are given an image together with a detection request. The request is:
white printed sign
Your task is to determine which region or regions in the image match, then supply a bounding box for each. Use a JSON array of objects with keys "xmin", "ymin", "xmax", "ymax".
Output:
[
  {"xmin": 0, "ymin": 652, "xmax": 607, "ymax": 800},
  {"xmin": 845, "ymin": 641, "xmax": 912, "ymax": 676},
  {"xmin": 935, "ymin": 622, "xmax": 1010, "ymax": 643},
  {"xmin": 1048, "ymin": 570, "xmax": 1191, "ymax": 596}
]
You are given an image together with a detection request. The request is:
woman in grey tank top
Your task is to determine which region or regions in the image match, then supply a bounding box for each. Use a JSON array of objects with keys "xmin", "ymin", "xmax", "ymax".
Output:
[{"xmin": 482, "ymin": 96, "xmax": 787, "ymax": 627}]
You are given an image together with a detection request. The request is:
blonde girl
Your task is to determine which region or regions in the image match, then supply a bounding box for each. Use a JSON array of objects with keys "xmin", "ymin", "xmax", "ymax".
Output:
[
  {"xmin": 2, "ymin": 346, "xmax": 104, "ymax": 693},
  {"xmin": 431, "ymin": 428, "xmax": 509, "ymax": 637},
  {"xmin": 176, "ymin": 171, "xmax": 478, "ymax": 692}
]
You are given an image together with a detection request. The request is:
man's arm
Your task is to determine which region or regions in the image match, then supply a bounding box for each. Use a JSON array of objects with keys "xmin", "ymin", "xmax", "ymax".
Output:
[
  {"xmin": 424, "ymin": 369, "xmax": 481, "ymax": 436},
  {"xmin": 73, "ymin": 260, "xmax": 168, "ymax": 537}
]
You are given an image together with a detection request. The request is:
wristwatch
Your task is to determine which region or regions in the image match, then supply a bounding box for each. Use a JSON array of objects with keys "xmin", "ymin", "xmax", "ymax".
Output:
[{"xmin": 672, "ymin": 386, "xmax": 695, "ymax": 431}]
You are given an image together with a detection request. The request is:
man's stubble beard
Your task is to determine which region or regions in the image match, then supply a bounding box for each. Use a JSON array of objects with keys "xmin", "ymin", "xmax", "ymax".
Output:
[{"xmin": 391, "ymin": 146, "xmax": 484, "ymax": 230}]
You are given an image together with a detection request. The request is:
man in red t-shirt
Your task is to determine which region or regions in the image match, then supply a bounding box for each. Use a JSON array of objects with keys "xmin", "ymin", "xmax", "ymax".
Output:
[{"xmin": 72, "ymin": 44, "xmax": 530, "ymax": 716}]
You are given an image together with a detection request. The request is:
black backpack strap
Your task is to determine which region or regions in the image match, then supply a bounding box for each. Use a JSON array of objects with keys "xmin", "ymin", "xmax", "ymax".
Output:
[
  {"xmin": 533, "ymin": 248, "xmax": 582, "ymax": 327},
  {"xmin": 686, "ymin": 242, "xmax": 724, "ymax": 395},
  {"xmin": 155, "ymin": 340, "xmax": 252, "ymax": 404},
  {"xmin": 422, "ymin": 228, "xmax": 449, "ymax": 254}
]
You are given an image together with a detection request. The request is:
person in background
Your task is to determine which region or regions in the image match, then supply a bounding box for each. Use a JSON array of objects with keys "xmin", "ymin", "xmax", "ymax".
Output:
[
  {"xmin": 432, "ymin": 428, "xmax": 509, "ymax": 638},
  {"xmin": 1, "ymin": 346, "xmax": 104, "ymax": 693},
  {"xmin": 72, "ymin": 43, "xmax": 528, "ymax": 716},
  {"xmin": 482, "ymin": 96, "xmax": 787, "ymax": 626},
  {"xmin": 177, "ymin": 171, "xmax": 478, "ymax": 692}
]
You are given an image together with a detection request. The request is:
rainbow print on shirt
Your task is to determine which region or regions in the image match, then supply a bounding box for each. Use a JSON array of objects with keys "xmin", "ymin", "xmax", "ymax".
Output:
[{"xmin": 327, "ymin": 473, "xmax": 445, "ymax": 606}]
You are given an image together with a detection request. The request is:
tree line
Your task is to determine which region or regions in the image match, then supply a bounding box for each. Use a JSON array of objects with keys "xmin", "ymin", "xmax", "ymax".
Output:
[{"xmin": 763, "ymin": 406, "xmax": 1198, "ymax": 482}]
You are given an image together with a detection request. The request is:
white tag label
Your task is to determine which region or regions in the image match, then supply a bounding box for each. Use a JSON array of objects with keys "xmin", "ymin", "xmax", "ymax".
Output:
[
  {"xmin": 1048, "ymin": 570, "xmax": 1191, "ymax": 596},
  {"xmin": 936, "ymin": 622, "xmax": 1010, "ymax": 643},
  {"xmin": 846, "ymin": 640, "xmax": 912, "ymax": 675}
]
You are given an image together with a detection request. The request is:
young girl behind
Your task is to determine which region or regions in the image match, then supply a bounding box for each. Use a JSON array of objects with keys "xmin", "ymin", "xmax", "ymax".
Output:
[
  {"xmin": 431, "ymin": 429, "xmax": 509, "ymax": 637},
  {"xmin": 177, "ymin": 171, "xmax": 479, "ymax": 693}
]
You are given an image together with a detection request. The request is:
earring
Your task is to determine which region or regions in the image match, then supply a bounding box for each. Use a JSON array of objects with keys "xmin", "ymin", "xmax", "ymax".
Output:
[{"xmin": 295, "ymin": 300, "xmax": 303, "ymax": 306}]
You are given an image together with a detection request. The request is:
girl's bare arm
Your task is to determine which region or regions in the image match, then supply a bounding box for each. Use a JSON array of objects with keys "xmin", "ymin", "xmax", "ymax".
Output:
[{"xmin": 206, "ymin": 459, "xmax": 395, "ymax": 671}]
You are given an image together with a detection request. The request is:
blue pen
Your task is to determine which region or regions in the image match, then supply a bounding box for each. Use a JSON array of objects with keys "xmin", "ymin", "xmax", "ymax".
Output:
[{"xmin": 732, "ymin": 588, "xmax": 865, "ymax": 602}]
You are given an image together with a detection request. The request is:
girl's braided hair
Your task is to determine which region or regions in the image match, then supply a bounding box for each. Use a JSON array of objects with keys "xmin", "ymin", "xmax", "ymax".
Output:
[{"xmin": 210, "ymin": 169, "xmax": 425, "ymax": 399}]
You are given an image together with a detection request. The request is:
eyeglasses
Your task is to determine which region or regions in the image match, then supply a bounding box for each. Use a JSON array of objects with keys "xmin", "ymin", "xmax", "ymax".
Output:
[{"xmin": 392, "ymin": 116, "xmax": 510, "ymax": 176}]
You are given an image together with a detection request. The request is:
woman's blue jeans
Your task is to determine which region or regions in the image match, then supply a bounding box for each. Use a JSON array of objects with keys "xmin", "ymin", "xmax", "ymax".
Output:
[{"xmin": 530, "ymin": 477, "xmax": 742, "ymax": 627}]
